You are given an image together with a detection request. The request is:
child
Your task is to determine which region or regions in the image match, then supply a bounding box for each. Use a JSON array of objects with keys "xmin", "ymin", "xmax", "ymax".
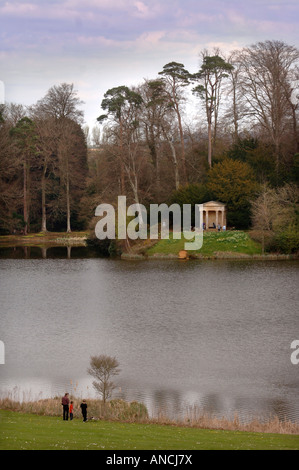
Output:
[
  {"xmin": 69, "ymin": 401, "xmax": 74, "ymax": 420},
  {"xmin": 80, "ymin": 399, "xmax": 87, "ymax": 422}
]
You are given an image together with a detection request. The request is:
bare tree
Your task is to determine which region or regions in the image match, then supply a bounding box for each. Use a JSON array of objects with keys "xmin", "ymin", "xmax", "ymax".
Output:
[
  {"xmin": 139, "ymin": 79, "xmax": 181, "ymax": 192},
  {"xmin": 88, "ymin": 355, "xmax": 121, "ymax": 404},
  {"xmin": 31, "ymin": 117, "xmax": 59, "ymax": 232},
  {"xmin": 91, "ymin": 126, "xmax": 101, "ymax": 148},
  {"xmin": 139, "ymin": 79, "xmax": 165, "ymax": 195},
  {"xmin": 57, "ymin": 119, "xmax": 87, "ymax": 232},
  {"xmin": 34, "ymin": 83, "xmax": 86, "ymax": 232},
  {"xmin": 98, "ymin": 85, "xmax": 148, "ymax": 205},
  {"xmin": 238, "ymin": 40, "xmax": 299, "ymax": 173},
  {"xmin": 158, "ymin": 62, "xmax": 191, "ymax": 183},
  {"xmin": 251, "ymin": 183, "xmax": 299, "ymax": 253},
  {"xmin": 161, "ymin": 122, "xmax": 180, "ymax": 191},
  {"xmin": 225, "ymin": 51, "xmax": 246, "ymax": 142},
  {"xmin": 35, "ymin": 83, "xmax": 84, "ymax": 124},
  {"xmin": 2, "ymin": 103, "xmax": 27, "ymax": 126},
  {"xmin": 251, "ymin": 185, "xmax": 276, "ymax": 253},
  {"xmin": 98, "ymin": 86, "xmax": 144, "ymax": 195}
]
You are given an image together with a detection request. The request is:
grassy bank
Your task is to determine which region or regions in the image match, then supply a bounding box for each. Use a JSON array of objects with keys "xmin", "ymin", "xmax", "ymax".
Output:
[
  {"xmin": 146, "ymin": 230, "xmax": 262, "ymax": 257},
  {"xmin": 0, "ymin": 231, "xmax": 88, "ymax": 248},
  {"xmin": 1, "ymin": 410, "xmax": 298, "ymax": 450},
  {"xmin": 0, "ymin": 397, "xmax": 148, "ymax": 422},
  {"xmin": 1, "ymin": 396, "xmax": 298, "ymax": 434},
  {"xmin": 1, "ymin": 230, "xmax": 298, "ymax": 261}
]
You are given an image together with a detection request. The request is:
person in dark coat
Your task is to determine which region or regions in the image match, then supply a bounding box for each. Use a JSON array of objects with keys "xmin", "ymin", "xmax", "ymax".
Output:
[
  {"xmin": 80, "ymin": 399, "xmax": 88, "ymax": 422},
  {"xmin": 61, "ymin": 393, "xmax": 70, "ymax": 420}
]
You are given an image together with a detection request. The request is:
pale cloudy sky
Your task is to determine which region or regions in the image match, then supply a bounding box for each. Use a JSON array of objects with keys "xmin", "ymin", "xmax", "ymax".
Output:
[{"xmin": 1, "ymin": 0, "xmax": 299, "ymax": 128}]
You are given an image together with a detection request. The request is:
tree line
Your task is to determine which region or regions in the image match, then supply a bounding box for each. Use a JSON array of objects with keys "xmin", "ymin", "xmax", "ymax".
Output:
[
  {"xmin": 0, "ymin": 39, "xmax": 298, "ymax": 248},
  {"xmin": 0, "ymin": 83, "xmax": 88, "ymax": 234}
]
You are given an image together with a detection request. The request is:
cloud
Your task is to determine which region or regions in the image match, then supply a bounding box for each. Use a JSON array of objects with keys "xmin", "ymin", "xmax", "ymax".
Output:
[
  {"xmin": 0, "ymin": 0, "xmax": 156, "ymax": 21},
  {"xmin": 134, "ymin": 1, "xmax": 150, "ymax": 17},
  {"xmin": 0, "ymin": 0, "xmax": 298, "ymax": 128},
  {"xmin": 1, "ymin": 0, "xmax": 298, "ymax": 45},
  {"xmin": 0, "ymin": 2, "xmax": 37, "ymax": 16}
]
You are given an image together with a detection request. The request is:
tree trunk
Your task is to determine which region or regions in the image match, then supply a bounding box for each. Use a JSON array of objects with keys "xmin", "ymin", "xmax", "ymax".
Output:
[
  {"xmin": 155, "ymin": 146, "xmax": 161, "ymax": 199},
  {"xmin": 146, "ymin": 125, "xmax": 161, "ymax": 198},
  {"xmin": 169, "ymin": 140, "xmax": 180, "ymax": 190},
  {"xmin": 23, "ymin": 161, "xmax": 28, "ymax": 235},
  {"xmin": 162, "ymin": 126, "xmax": 180, "ymax": 190},
  {"xmin": 290, "ymin": 103, "xmax": 299, "ymax": 153},
  {"xmin": 120, "ymin": 161, "xmax": 125, "ymax": 194},
  {"xmin": 176, "ymin": 107, "xmax": 187, "ymax": 184},
  {"xmin": 208, "ymin": 117, "xmax": 212, "ymax": 168},
  {"xmin": 119, "ymin": 118, "xmax": 125, "ymax": 193},
  {"xmin": 66, "ymin": 166, "xmax": 71, "ymax": 233},
  {"xmin": 232, "ymin": 81, "xmax": 239, "ymax": 142},
  {"xmin": 41, "ymin": 166, "xmax": 47, "ymax": 233}
]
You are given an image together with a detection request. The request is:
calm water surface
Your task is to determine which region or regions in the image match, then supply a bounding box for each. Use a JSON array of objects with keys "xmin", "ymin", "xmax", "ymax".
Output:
[{"xmin": 0, "ymin": 247, "xmax": 298, "ymax": 423}]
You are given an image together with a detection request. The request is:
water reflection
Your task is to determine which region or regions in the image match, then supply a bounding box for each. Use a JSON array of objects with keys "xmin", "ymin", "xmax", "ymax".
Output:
[{"xmin": 0, "ymin": 246, "xmax": 104, "ymax": 259}]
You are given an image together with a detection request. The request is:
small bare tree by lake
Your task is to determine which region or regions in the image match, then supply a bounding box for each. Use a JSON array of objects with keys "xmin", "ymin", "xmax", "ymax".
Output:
[{"xmin": 88, "ymin": 355, "xmax": 121, "ymax": 404}]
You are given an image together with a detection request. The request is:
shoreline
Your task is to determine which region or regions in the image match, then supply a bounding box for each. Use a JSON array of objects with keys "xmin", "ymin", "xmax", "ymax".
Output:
[
  {"xmin": 0, "ymin": 244, "xmax": 297, "ymax": 260},
  {"xmin": 0, "ymin": 232, "xmax": 88, "ymax": 248},
  {"xmin": 121, "ymin": 252, "xmax": 298, "ymax": 261},
  {"xmin": 0, "ymin": 232, "xmax": 298, "ymax": 260},
  {"xmin": 1, "ymin": 396, "xmax": 298, "ymax": 436}
]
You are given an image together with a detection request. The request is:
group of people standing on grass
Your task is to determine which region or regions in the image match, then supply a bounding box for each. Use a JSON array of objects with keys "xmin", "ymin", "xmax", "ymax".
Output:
[
  {"xmin": 202, "ymin": 223, "xmax": 226, "ymax": 231},
  {"xmin": 61, "ymin": 393, "xmax": 87, "ymax": 422}
]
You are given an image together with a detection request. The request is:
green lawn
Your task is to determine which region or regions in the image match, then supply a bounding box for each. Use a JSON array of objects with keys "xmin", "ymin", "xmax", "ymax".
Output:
[
  {"xmin": 0, "ymin": 411, "xmax": 298, "ymax": 450},
  {"xmin": 146, "ymin": 230, "xmax": 262, "ymax": 257}
]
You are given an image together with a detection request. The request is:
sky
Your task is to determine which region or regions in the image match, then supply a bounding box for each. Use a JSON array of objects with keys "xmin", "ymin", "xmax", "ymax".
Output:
[{"xmin": 0, "ymin": 0, "xmax": 299, "ymax": 130}]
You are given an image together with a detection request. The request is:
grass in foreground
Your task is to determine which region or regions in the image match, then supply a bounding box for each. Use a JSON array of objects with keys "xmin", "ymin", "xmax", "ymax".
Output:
[
  {"xmin": 0, "ymin": 410, "xmax": 298, "ymax": 450},
  {"xmin": 146, "ymin": 231, "xmax": 262, "ymax": 256}
]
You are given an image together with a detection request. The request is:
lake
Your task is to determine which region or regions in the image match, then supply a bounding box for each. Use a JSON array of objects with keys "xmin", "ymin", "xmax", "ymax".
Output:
[{"xmin": 0, "ymin": 246, "xmax": 298, "ymax": 423}]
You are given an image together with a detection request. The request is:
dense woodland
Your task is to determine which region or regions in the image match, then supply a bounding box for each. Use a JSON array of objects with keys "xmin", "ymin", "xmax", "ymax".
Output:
[{"xmin": 0, "ymin": 40, "xmax": 298, "ymax": 251}]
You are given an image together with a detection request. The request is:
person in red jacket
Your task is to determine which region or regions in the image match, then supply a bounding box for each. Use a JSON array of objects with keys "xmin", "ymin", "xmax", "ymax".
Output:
[
  {"xmin": 61, "ymin": 393, "xmax": 70, "ymax": 420},
  {"xmin": 69, "ymin": 401, "xmax": 74, "ymax": 420}
]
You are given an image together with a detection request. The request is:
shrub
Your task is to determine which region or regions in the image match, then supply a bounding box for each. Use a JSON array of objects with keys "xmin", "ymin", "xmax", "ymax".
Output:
[
  {"xmin": 207, "ymin": 159, "xmax": 259, "ymax": 229},
  {"xmin": 268, "ymin": 228, "xmax": 299, "ymax": 254}
]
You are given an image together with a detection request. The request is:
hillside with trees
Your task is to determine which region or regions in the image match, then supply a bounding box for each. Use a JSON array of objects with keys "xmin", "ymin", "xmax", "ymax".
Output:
[{"xmin": 0, "ymin": 40, "xmax": 298, "ymax": 253}]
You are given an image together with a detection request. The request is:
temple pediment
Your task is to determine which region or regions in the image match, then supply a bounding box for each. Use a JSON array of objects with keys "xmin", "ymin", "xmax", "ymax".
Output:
[{"xmin": 203, "ymin": 201, "xmax": 226, "ymax": 207}]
